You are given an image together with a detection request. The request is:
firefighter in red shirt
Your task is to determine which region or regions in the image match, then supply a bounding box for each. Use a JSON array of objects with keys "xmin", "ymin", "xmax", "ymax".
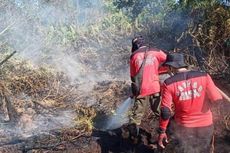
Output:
[
  {"xmin": 157, "ymin": 53, "xmax": 223, "ymax": 152},
  {"xmin": 128, "ymin": 35, "xmax": 167, "ymax": 143}
]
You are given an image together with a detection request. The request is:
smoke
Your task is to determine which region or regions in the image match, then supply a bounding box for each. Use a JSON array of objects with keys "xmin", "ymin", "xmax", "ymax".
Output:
[
  {"xmin": 0, "ymin": 0, "xmax": 126, "ymax": 84},
  {"xmin": 0, "ymin": 0, "xmax": 131, "ymax": 139},
  {"xmin": 0, "ymin": 6, "xmax": 131, "ymax": 139},
  {"xmin": 0, "ymin": 109, "xmax": 76, "ymax": 139},
  {"xmin": 17, "ymin": 110, "xmax": 76, "ymax": 138}
]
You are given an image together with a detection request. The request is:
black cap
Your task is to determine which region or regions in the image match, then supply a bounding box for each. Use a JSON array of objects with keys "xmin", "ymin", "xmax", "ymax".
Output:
[{"xmin": 164, "ymin": 53, "xmax": 188, "ymax": 68}]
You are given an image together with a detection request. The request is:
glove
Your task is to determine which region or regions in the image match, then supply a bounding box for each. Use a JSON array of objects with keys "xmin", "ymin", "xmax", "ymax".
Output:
[{"xmin": 158, "ymin": 132, "xmax": 168, "ymax": 149}]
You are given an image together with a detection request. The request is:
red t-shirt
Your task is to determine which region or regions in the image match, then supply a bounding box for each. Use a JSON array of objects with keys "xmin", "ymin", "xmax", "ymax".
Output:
[
  {"xmin": 130, "ymin": 46, "xmax": 167, "ymax": 96},
  {"xmin": 160, "ymin": 71, "xmax": 222, "ymax": 129}
]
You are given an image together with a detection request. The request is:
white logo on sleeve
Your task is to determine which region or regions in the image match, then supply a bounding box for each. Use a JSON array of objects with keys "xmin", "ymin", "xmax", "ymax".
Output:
[{"xmin": 177, "ymin": 81, "xmax": 203, "ymax": 101}]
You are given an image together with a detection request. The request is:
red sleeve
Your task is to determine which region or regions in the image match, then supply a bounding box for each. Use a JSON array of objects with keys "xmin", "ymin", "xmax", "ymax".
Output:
[
  {"xmin": 158, "ymin": 66, "xmax": 169, "ymax": 74},
  {"xmin": 130, "ymin": 54, "xmax": 143, "ymax": 77},
  {"xmin": 157, "ymin": 51, "xmax": 168, "ymax": 74},
  {"xmin": 159, "ymin": 83, "xmax": 172, "ymax": 130},
  {"xmin": 206, "ymin": 74, "xmax": 222, "ymax": 103},
  {"xmin": 130, "ymin": 59, "xmax": 133, "ymax": 76},
  {"xmin": 158, "ymin": 50, "xmax": 167, "ymax": 63},
  {"xmin": 130, "ymin": 57, "xmax": 136, "ymax": 77}
]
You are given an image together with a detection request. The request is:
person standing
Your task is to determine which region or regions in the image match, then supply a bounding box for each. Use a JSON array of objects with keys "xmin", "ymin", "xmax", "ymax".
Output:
[
  {"xmin": 128, "ymin": 35, "xmax": 167, "ymax": 143},
  {"xmin": 157, "ymin": 53, "xmax": 223, "ymax": 152}
]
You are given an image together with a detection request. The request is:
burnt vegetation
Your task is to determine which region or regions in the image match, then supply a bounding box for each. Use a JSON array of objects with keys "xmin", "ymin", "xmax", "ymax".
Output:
[{"xmin": 0, "ymin": 0, "xmax": 229, "ymax": 152}]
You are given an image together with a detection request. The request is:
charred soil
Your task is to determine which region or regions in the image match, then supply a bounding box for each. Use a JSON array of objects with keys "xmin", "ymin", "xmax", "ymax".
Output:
[{"xmin": 0, "ymin": 79, "xmax": 229, "ymax": 153}]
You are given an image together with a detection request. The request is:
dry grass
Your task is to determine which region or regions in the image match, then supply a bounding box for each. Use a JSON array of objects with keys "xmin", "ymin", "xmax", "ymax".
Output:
[{"xmin": 0, "ymin": 52, "xmax": 131, "ymax": 152}]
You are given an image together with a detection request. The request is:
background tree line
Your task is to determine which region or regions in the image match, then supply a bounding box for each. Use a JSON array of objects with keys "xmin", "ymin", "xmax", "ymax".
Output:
[
  {"xmin": 106, "ymin": 0, "xmax": 230, "ymax": 77},
  {"xmin": 0, "ymin": 0, "xmax": 230, "ymax": 80}
]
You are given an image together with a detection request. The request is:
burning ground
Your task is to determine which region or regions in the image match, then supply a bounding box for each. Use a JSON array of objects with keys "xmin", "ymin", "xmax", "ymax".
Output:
[
  {"xmin": 0, "ymin": 55, "xmax": 130, "ymax": 152},
  {"xmin": 0, "ymin": 0, "xmax": 229, "ymax": 153},
  {"xmin": 0, "ymin": 55, "xmax": 229, "ymax": 153}
]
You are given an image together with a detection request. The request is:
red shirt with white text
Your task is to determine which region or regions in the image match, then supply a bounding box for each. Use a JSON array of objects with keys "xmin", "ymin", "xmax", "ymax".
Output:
[
  {"xmin": 130, "ymin": 47, "xmax": 167, "ymax": 96},
  {"xmin": 160, "ymin": 71, "xmax": 222, "ymax": 130}
]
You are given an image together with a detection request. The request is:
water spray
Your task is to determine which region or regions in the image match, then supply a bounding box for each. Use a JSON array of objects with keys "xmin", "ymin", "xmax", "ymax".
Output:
[{"xmin": 106, "ymin": 97, "xmax": 133, "ymax": 130}]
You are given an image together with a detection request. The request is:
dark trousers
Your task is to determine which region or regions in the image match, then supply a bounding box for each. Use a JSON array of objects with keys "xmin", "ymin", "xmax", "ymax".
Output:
[
  {"xmin": 130, "ymin": 93, "xmax": 161, "ymax": 126},
  {"xmin": 174, "ymin": 124, "xmax": 214, "ymax": 153}
]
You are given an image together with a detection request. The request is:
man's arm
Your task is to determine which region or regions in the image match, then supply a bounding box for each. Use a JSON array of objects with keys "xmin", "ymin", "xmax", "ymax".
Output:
[
  {"xmin": 158, "ymin": 82, "xmax": 172, "ymax": 148},
  {"xmin": 158, "ymin": 50, "xmax": 167, "ymax": 64},
  {"xmin": 158, "ymin": 51, "xmax": 168, "ymax": 74},
  {"xmin": 206, "ymin": 74, "xmax": 223, "ymax": 103},
  {"xmin": 130, "ymin": 57, "xmax": 136, "ymax": 97},
  {"xmin": 159, "ymin": 83, "xmax": 172, "ymax": 131}
]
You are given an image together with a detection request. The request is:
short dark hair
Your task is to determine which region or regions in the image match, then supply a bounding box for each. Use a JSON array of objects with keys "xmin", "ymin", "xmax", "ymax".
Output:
[{"xmin": 131, "ymin": 35, "xmax": 145, "ymax": 52}]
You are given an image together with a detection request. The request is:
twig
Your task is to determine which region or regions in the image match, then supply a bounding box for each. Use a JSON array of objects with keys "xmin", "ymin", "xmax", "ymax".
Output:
[
  {"xmin": 32, "ymin": 100, "xmax": 56, "ymax": 114},
  {"xmin": 210, "ymin": 135, "xmax": 215, "ymax": 153},
  {"xmin": 0, "ymin": 22, "xmax": 15, "ymax": 36},
  {"xmin": 0, "ymin": 51, "xmax": 17, "ymax": 66},
  {"xmin": 216, "ymin": 87, "xmax": 230, "ymax": 103}
]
